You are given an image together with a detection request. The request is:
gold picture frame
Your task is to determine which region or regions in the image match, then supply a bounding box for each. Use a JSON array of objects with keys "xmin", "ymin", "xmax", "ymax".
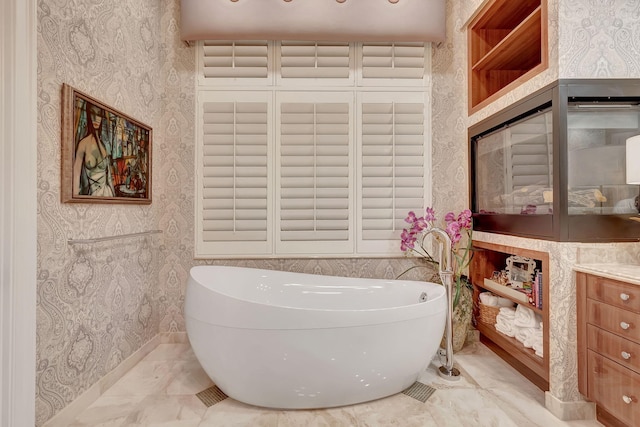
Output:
[{"xmin": 61, "ymin": 83, "xmax": 152, "ymax": 204}]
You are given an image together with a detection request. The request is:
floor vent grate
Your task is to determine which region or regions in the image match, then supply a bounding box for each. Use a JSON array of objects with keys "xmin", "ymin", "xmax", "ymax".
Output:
[
  {"xmin": 402, "ymin": 381, "xmax": 436, "ymax": 403},
  {"xmin": 196, "ymin": 385, "xmax": 228, "ymax": 407}
]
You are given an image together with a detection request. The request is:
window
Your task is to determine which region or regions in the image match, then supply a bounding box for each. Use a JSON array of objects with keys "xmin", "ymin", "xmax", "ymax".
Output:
[{"xmin": 195, "ymin": 41, "xmax": 431, "ymax": 258}]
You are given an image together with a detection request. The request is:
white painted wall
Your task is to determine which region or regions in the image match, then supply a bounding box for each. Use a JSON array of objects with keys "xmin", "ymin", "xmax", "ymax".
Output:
[{"xmin": 0, "ymin": 0, "xmax": 38, "ymax": 425}]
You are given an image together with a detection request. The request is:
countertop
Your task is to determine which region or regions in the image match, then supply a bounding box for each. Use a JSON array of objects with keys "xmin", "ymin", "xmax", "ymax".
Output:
[{"xmin": 574, "ymin": 263, "xmax": 640, "ymax": 286}]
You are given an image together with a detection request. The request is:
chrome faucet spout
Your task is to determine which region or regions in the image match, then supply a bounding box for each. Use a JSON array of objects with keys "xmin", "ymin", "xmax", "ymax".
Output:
[
  {"xmin": 423, "ymin": 226, "xmax": 460, "ymax": 381},
  {"xmin": 424, "ymin": 227, "xmax": 453, "ymax": 274}
]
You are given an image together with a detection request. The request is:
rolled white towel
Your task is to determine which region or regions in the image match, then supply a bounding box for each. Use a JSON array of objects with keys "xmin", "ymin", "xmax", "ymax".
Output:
[
  {"xmin": 479, "ymin": 292, "xmax": 491, "ymax": 305},
  {"xmin": 531, "ymin": 336, "xmax": 543, "ymax": 352},
  {"xmin": 495, "ymin": 315, "xmax": 509, "ymax": 326},
  {"xmin": 479, "ymin": 292, "xmax": 499, "ymax": 307},
  {"xmin": 495, "ymin": 321, "xmax": 517, "ymax": 338},
  {"xmin": 523, "ymin": 328, "xmax": 542, "ymax": 348},
  {"xmin": 497, "ymin": 297, "xmax": 515, "ymax": 308},
  {"xmin": 514, "ymin": 304, "xmax": 541, "ymax": 328},
  {"xmin": 496, "ymin": 313, "xmax": 515, "ymax": 325},
  {"xmin": 499, "ymin": 307, "xmax": 516, "ymax": 318},
  {"xmin": 534, "ymin": 347, "xmax": 544, "ymax": 358},
  {"xmin": 515, "ymin": 327, "xmax": 537, "ymax": 346}
]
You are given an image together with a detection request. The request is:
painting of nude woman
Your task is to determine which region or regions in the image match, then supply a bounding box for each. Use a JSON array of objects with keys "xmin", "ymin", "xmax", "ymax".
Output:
[{"xmin": 61, "ymin": 84, "xmax": 152, "ymax": 204}]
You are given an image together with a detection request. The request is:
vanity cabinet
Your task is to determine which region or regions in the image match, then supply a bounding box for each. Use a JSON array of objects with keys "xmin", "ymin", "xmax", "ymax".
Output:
[
  {"xmin": 470, "ymin": 240, "xmax": 550, "ymax": 390},
  {"xmin": 577, "ymin": 271, "xmax": 640, "ymax": 427}
]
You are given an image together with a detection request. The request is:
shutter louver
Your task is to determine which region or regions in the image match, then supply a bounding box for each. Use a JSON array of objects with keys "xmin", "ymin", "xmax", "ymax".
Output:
[
  {"xmin": 201, "ymin": 100, "xmax": 269, "ymax": 243},
  {"xmin": 509, "ymin": 110, "xmax": 553, "ymax": 189},
  {"xmin": 361, "ymin": 42, "xmax": 426, "ymax": 80},
  {"xmin": 279, "ymin": 41, "xmax": 351, "ymax": 81},
  {"xmin": 278, "ymin": 96, "xmax": 352, "ymax": 250},
  {"xmin": 360, "ymin": 99, "xmax": 426, "ymax": 242},
  {"xmin": 202, "ymin": 40, "xmax": 269, "ymax": 80}
]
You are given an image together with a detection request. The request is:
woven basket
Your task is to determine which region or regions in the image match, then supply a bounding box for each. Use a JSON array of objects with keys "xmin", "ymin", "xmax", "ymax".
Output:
[{"xmin": 479, "ymin": 303, "xmax": 500, "ymax": 325}]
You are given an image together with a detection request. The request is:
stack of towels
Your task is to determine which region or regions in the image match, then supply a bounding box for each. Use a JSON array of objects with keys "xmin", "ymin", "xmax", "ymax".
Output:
[{"xmin": 495, "ymin": 303, "xmax": 544, "ymax": 358}]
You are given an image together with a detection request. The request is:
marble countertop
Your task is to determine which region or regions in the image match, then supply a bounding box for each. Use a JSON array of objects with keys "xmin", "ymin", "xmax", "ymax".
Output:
[{"xmin": 574, "ymin": 263, "xmax": 640, "ymax": 286}]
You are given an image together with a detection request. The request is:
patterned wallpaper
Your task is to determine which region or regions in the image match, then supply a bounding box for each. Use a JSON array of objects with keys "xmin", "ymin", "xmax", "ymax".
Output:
[
  {"xmin": 36, "ymin": 1, "xmax": 441, "ymax": 425},
  {"xmin": 559, "ymin": 0, "xmax": 640, "ymax": 77},
  {"xmin": 35, "ymin": 0, "xmax": 640, "ymax": 424},
  {"xmin": 36, "ymin": 0, "xmax": 163, "ymax": 424}
]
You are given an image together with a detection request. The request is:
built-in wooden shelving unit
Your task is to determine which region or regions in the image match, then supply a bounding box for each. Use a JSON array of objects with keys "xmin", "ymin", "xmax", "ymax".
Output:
[
  {"xmin": 470, "ymin": 240, "xmax": 550, "ymax": 391},
  {"xmin": 467, "ymin": 0, "xmax": 548, "ymax": 113}
]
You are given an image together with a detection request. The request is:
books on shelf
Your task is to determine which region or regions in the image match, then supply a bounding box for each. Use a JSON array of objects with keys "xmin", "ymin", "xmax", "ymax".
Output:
[
  {"xmin": 483, "ymin": 277, "xmax": 542, "ymax": 309},
  {"xmin": 534, "ymin": 270, "xmax": 543, "ymax": 309}
]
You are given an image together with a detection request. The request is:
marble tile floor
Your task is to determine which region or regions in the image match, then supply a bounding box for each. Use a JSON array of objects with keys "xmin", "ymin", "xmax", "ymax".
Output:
[{"xmin": 70, "ymin": 342, "xmax": 604, "ymax": 427}]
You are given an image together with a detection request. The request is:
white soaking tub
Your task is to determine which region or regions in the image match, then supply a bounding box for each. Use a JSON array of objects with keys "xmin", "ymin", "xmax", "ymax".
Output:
[{"xmin": 185, "ymin": 265, "xmax": 446, "ymax": 409}]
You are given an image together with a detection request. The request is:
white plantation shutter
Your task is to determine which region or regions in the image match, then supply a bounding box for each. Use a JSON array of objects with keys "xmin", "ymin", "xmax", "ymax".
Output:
[
  {"xmin": 360, "ymin": 43, "xmax": 429, "ymax": 85},
  {"xmin": 358, "ymin": 92, "xmax": 429, "ymax": 253},
  {"xmin": 196, "ymin": 91, "xmax": 272, "ymax": 256},
  {"xmin": 195, "ymin": 41, "xmax": 431, "ymax": 258},
  {"xmin": 200, "ymin": 40, "xmax": 270, "ymax": 84},
  {"xmin": 278, "ymin": 41, "xmax": 353, "ymax": 84},
  {"xmin": 276, "ymin": 92, "xmax": 354, "ymax": 254}
]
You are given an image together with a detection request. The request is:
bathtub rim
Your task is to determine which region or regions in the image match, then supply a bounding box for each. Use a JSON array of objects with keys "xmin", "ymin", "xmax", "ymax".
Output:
[{"xmin": 185, "ymin": 265, "xmax": 447, "ymax": 330}]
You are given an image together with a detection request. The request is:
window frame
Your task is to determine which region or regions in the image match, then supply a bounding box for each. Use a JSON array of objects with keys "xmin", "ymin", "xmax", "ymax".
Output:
[{"xmin": 194, "ymin": 41, "xmax": 432, "ymax": 258}]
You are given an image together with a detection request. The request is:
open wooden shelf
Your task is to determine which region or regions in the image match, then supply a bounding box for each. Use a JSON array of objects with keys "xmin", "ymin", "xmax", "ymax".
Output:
[
  {"xmin": 477, "ymin": 278, "xmax": 543, "ymax": 316},
  {"xmin": 472, "ymin": 8, "xmax": 542, "ymax": 71},
  {"xmin": 467, "ymin": 0, "xmax": 548, "ymax": 113},
  {"xmin": 470, "ymin": 240, "xmax": 550, "ymax": 390}
]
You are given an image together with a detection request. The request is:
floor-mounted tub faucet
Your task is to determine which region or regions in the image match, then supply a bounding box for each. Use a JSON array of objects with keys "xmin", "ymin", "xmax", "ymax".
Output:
[{"xmin": 423, "ymin": 227, "xmax": 461, "ymax": 381}]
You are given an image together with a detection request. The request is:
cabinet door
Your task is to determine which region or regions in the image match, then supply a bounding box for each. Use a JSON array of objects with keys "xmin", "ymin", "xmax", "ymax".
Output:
[
  {"xmin": 588, "ymin": 350, "xmax": 640, "ymax": 426},
  {"xmin": 586, "ymin": 299, "xmax": 640, "ymax": 345},
  {"xmin": 587, "ymin": 275, "xmax": 640, "ymax": 313},
  {"xmin": 587, "ymin": 325, "xmax": 640, "ymax": 373}
]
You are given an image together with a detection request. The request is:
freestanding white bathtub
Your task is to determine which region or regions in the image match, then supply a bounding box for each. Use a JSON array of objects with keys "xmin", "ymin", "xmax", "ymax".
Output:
[{"xmin": 185, "ymin": 265, "xmax": 446, "ymax": 409}]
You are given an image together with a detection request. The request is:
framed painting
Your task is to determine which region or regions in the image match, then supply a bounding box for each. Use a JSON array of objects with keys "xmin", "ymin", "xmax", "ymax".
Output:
[{"xmin": 61, "ymin": 83, "xmax": 152, "ymax": 204}]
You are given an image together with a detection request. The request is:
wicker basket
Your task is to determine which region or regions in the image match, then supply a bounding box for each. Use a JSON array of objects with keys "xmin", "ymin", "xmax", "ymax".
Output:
[{"xmin": 479, "ymin": 303, "xmax": 500, "ymax": 325}]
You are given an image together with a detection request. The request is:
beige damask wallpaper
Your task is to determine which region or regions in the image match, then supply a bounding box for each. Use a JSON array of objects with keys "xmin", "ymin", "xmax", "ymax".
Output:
[
  {"xmin": 35, "ymin": 0, "xmax": 640, "ymax": 425},
  {"xmin": 36, "ymin": 1, "xmax": 443, "ymax": 424},
  {"xmin": 36, "ymin": 0, "xmax": 164, "ymax": 424}
]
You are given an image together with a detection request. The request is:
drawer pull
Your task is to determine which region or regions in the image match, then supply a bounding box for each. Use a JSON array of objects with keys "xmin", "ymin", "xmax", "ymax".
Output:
[
  {"xmin": 622, "ymin": 351, "xmax": 632, "ymax": 360},
  {"xmin": 621, "ymin": 321, "xmax": 631, "ymax": 330},
  {"xmin": 623, "ymin": 395, "xmax": 633, "ymax": 404},
  {"xmin": 620, "ymin": 293, "xmax": 631, "ymax": 301}
]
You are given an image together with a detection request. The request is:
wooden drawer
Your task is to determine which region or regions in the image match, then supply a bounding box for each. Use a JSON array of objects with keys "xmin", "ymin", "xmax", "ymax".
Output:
[
  {"xmin": 587, "ymin": 275, "xmax": 640, "ymax": 313},
  {"xmin": 588, "ymin": 350, "xmax": 640, "ymax": 427},
  {"xmin": 588, "ymin": 324, "xmax": 640, "ymax": 374},
  {"xmin": 587, "ymin": 299, "xmax": 640, "ymax": 345}
]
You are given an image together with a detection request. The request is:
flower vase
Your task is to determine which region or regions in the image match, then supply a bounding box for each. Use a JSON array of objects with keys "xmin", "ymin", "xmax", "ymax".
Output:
[{"xmin": 440, "ymin": 282, "xmax": 473, "ymax": 352}]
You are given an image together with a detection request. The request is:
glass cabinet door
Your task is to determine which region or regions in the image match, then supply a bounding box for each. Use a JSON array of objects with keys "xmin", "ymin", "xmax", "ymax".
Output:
[
  {"xmin": 567, "ymin": 103, "xmax": 640, "ymax": 215},
  {"xmin": 474, "ymin": 108, "xmax": 553, "ymax": 216}
]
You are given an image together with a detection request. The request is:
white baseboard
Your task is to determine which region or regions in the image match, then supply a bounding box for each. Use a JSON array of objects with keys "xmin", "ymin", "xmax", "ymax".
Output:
[
  {"xmin": 544, "ymin": 391, "xmax": 595, "ymax": 421},
  {"xmin": 43, "ymin": 332, "xmax": 188, "ymax": 427}
]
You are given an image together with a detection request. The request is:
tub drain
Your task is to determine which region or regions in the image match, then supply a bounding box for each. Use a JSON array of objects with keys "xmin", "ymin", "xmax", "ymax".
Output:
[
  {"xmin": 196, "ymin": 384, "xmax": 228, "ymax": 407},
  {"xmin": 402, "ymin": 381, "xmax": 436, "ymax": 403}
]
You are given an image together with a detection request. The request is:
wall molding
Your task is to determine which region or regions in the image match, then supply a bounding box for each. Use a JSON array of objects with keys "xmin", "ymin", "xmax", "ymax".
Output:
[{"xmin": 0, "ymin": 0, "xmax": 38, "ymax": 426}]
